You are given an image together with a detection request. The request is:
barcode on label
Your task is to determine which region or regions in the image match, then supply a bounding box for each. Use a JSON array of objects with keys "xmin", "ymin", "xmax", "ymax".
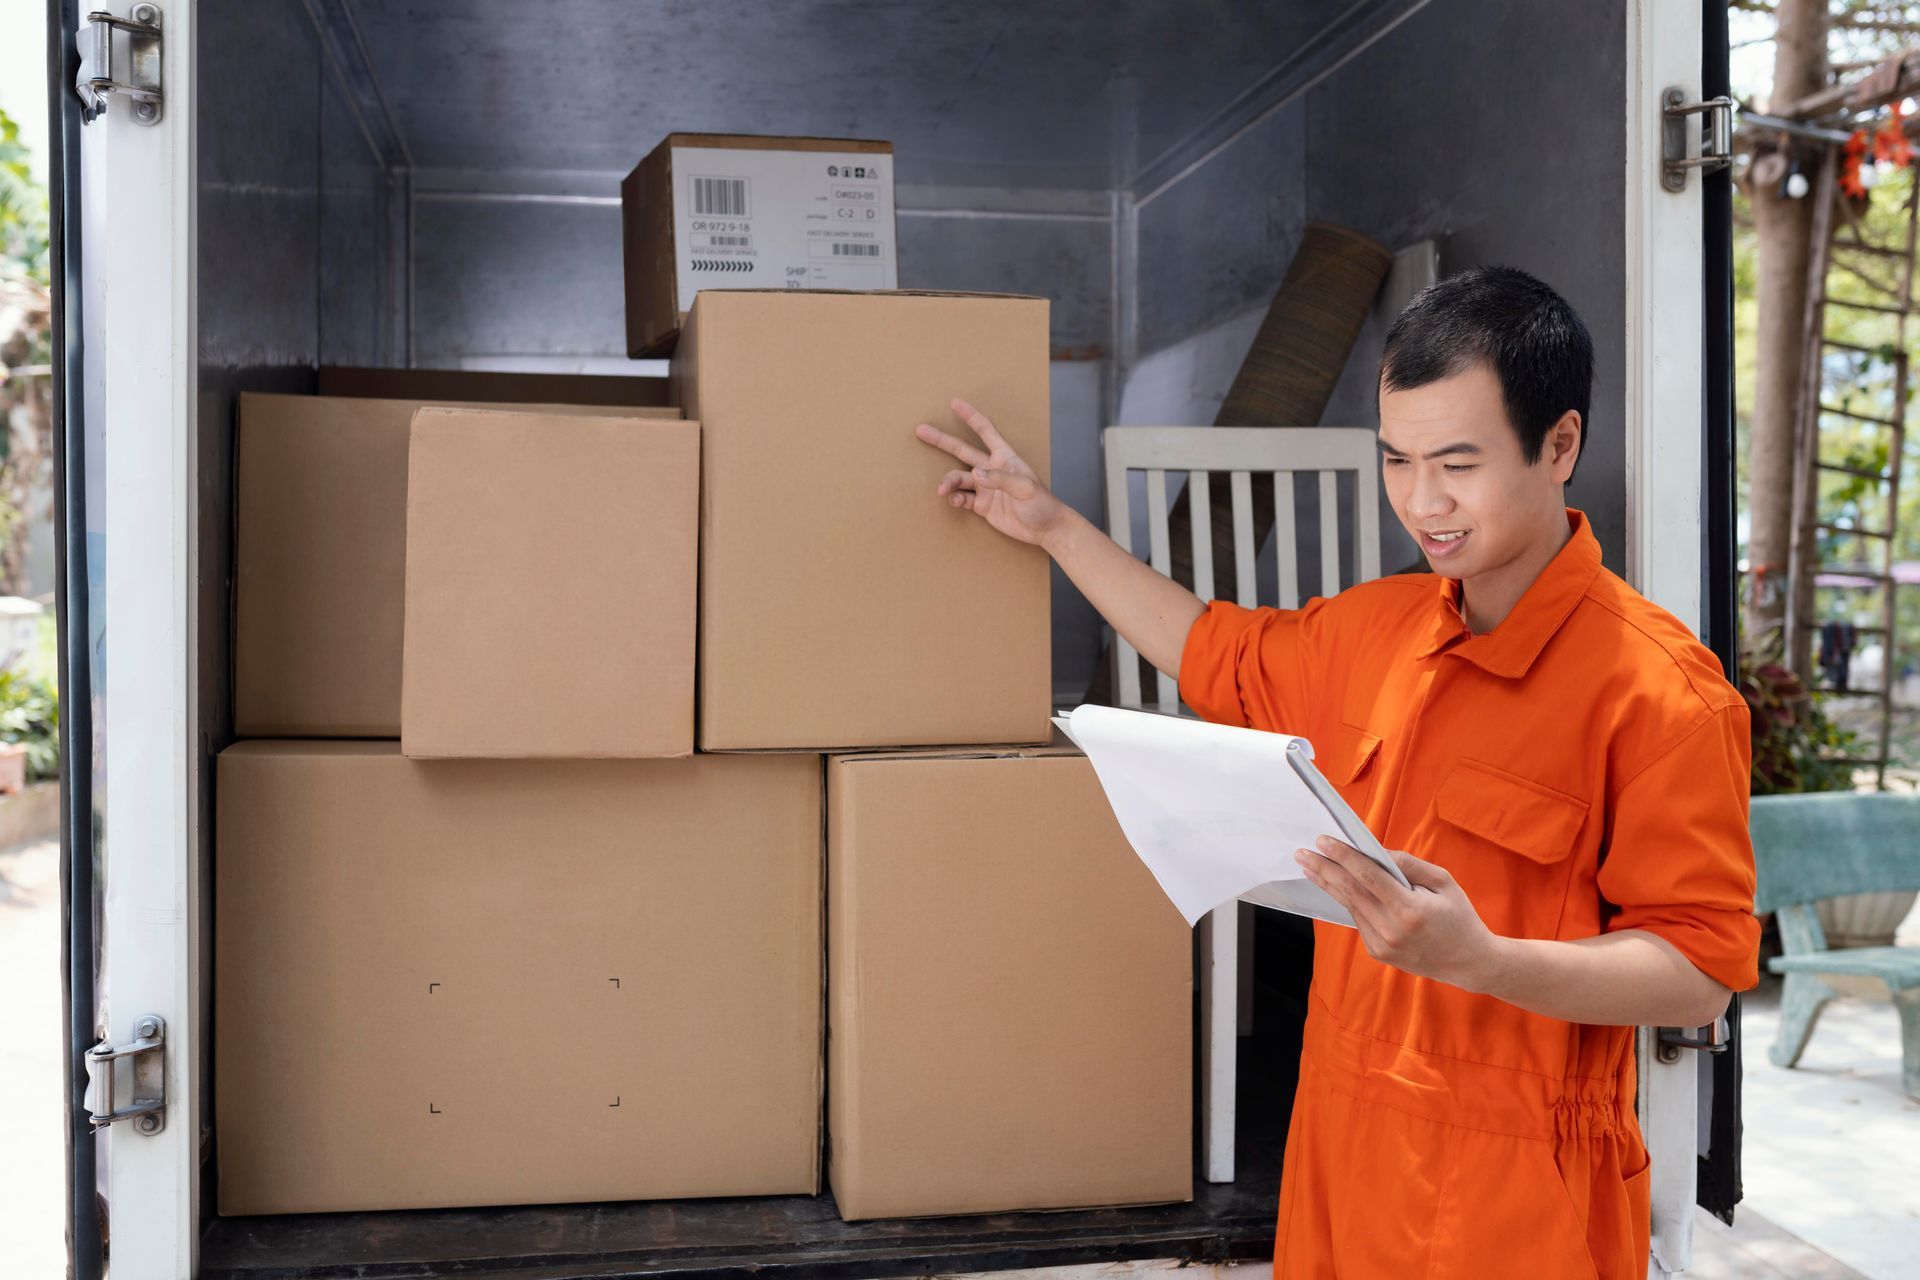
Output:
[
  {"xmin": 831, "ymin": 242, "xmax": 882, "ymax": 257},
  {"xmin": 692, "ymin": 177, "xmax": 748, "ymax": 217},
  {"xmin": 707, "ymin": 235, "xmax": 750, "ymax": 246}
]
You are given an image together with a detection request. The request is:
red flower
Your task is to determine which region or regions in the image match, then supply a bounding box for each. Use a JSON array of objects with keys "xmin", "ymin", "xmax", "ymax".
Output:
[
  {"xmin": 1842, "ymin": 127, "xmax": 1870, "ymax": 197},
  {"xmin": 1875, "ymin": 102, "xmax": 1913, "ymax": 167}
]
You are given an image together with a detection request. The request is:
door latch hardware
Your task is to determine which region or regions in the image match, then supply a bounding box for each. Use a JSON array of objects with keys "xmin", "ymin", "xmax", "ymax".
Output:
[
  {"xmin": 1655, "ymin": 1016, "xmax": 1730, "ymax": 1062},
  {"xmin": 85, "ymin": 1015, "xmax": 167, "ymax": 1134},
  {"xmin": 1663, "ymin": 88, "xmax": 1734, "ymax": 193},
  {"xmin": 77, "ymin": 6, "xmax": 163, "ymax": 125}
]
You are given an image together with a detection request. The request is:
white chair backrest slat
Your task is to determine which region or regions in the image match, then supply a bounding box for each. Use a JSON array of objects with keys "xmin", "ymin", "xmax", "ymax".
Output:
[
  {"xmin": 1274, "ymin": 472, "xmax": 1300, "ymax": 609},
  {"xmin": 1318, "ymin": 470, "xmax": 1340, "ymax": 598},
  {"xmin": 1099, "ymin": 425, "xmax": 1382, "ymax": 715},
  {"xmin": 1189, "ymin": 472, "xmax": 1215, "ymax": 605},
  {"xmin": 1230, "ymin": 470, "xmax": 1258, "ymax": 607}
]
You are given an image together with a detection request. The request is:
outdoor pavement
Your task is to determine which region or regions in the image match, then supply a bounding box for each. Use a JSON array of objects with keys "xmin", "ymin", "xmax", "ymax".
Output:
[
  {"xmin": 0, "ymin": 833, "xmax": 1914, "ymax": 1278},
  {"xmin": 1713, "ymin": 914, "xmax": 1920, "ymax": 1280},
  {"xmin": 2, "ymin": 836, "xmax": 68, "ymax": 1278}
]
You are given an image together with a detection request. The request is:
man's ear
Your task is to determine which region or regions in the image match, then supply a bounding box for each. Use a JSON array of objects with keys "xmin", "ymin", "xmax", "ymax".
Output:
[{"xmin": 1547, "ymin": 411, "xmax": 1582, "ymax": 482}]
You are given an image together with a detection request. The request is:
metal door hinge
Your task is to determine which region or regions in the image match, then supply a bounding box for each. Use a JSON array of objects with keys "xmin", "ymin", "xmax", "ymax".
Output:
[
  {"xmin": 1655, "ymin": 1015, "xmax": 1730, "ymax": 1062},
  {"xmin": 1663, "ymin": 88, "xmax": 1734, "ymax": 192},
  {"xmin": 77, "ymin": 5, "xmax": 163, "ymax": 126},
  {"xmin": 85, "ymin": 1015, "xmax": 167, "ymax": 1135}
]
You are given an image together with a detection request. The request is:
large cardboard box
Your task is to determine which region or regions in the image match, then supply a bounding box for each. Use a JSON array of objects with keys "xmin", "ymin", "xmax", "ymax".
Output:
[
  {"xmin": 233, "ymin": 394, "xmax": 681, "ymax": 737},
  {"xmin": 317, "ymin": 365, "xmax": 673, "ymax": 407},
  {"xmin": 402, "ymin": 409, "xmax": 699, "ymax": 759},
  {"xmin": 215, "ymin": 742, "xmax": 824, "ymax": 1215},
  {"xmin": 826, "ymin": 745, "xmax": 1192, "ymax": 1221},
  {"xmin": 672, "ymin": 290, "xmax": 1052, "ymax": 752},
  {"xmin": 623, "ymin": 134, "xmax": 898, "ymax": 356}
]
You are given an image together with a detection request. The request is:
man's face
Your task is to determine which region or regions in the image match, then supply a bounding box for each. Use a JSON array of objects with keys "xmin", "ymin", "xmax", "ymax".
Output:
[{"xmin": 1376, "ymin": 361, "xmax": 1579, "ymax": 580}]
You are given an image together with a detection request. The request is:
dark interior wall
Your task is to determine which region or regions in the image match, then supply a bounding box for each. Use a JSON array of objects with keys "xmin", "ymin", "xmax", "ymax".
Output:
[
  {"xmin": 405, "ymin": 193, "xmax": 1114, "ymax": 366},
  {"xmin": 410, "ymin": 195, "xmax": 623, "ymax": 366},
  {"xmin": 1129, "ymin": 0, "xmax": 1629, "ymax": 578},
  {"xmin": 1134, "ymin": 105, "xmax": 1307, "ymax": 358},
  {"xmin": 198, "ymin": 0, "xmax": 394, "ymax": 747},
  {"xmin": 1309, "ymin": 0, "xmax": 1629, "ymax": 572},
  {"xmin": 319, "ymin": 78, "xmax": 398, "ymax": 368},
  {"xmin": 898, "ymin": 211, "xmax": 1112, "ymax": 356},
  {"xmin": 193, "ymin": 0, "xmax": 1631, "ymax": 707},
  {"xmin": 195, "ymin": 3, "xmax": 394, "ymax": 1209}
]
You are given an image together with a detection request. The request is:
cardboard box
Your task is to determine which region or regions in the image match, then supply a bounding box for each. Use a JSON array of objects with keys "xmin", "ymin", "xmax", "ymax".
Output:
[
  {"xmin": 233, "ymin": 394, "xmax": 681, "ymax": 737},
  {"xmin": 623, "ymin": 134, "xmax": 898, "ymax": 356},
  {"xmin": 672, "ymin": 290, "xmax": 1052, "ymax": 752},
  {"xmin": 827, "ymin": 745, "xmax": 1192, "ymax": 1221},
  {"xmin": 402, "ymin": 409, "xmax": 699, "ymax": 759},
  {"xmin": 317, "ymin": 365, "xmax": 673, "ymax": 407},
  {"xmin": 215, "ymin": 742, "xmax": 824, "ymax": 1215}
]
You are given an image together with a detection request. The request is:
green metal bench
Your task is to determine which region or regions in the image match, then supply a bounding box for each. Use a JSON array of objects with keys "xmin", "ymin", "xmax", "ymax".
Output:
[{"xmin": 1750, "ymin": 791, "xmax": 1920, "ymax": 1098}]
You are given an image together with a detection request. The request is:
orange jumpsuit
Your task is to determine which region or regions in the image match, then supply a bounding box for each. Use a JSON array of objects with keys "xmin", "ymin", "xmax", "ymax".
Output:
[{"xmin": 1178, "ymin": 508, "xmax": 1760, "ymax": 1279}]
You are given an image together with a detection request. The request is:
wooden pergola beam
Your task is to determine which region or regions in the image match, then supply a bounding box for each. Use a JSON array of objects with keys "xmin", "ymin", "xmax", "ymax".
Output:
[{"xmin": 1768, "ymin": 48, "xmax": 1920, "ymax": 122}]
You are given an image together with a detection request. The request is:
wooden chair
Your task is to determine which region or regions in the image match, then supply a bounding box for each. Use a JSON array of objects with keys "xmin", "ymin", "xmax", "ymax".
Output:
[
  {"xmin": 1101, "ymin": 425, "xmax": 1382, "ymax": 1182},
  {"xmin": 1750, "ymin": 791, "xmax": 1920, "ymax": 1098}
]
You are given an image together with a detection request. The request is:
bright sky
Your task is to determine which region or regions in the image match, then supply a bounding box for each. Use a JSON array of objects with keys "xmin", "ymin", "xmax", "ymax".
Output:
[
  {"xmin": 1729, "ymin": 7, "xmax": 1781, "ymax": 103},
  {"xmin": 0, "ymin": 0, "xmax": 50, "ymax": 180}
]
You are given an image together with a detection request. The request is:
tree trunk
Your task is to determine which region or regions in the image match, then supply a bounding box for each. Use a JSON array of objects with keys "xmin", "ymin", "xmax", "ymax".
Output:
[{"xmin": 1746, "ymin": 0, "xmax": 1829, "ymax": 676}]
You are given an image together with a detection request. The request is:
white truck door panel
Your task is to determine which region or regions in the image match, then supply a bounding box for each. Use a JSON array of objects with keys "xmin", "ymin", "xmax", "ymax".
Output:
[{"xmin": 66, "ymin": 2, "xmax": 202, "ymax": 1275}]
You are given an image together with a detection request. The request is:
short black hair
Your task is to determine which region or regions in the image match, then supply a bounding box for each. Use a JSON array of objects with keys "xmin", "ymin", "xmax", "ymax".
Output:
[{"xmin": 1378, "ymin": 265, "xmax": 1592, "ymax": 478}]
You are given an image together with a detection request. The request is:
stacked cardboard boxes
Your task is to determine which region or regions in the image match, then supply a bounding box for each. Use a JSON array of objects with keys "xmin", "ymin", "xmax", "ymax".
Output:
[
  {"xmin": 222, "ymin": 384, "xmax": 825, "ymax": 1215},
  {"xmin": 217, "ymin": 140, "xmax": 1192, "ymax": 1222},
  {"xmin": 671, "ymin": 288, "xmax": 1054, "ymax": 751},
  {"xmin": 401, "ymin": 407, "xmax": 699, "ymax": 759},
  {"xmin": 216, "ymin": 744, "xmax": 822, "ymax": 1214},
  {"xmin": 827, "ymin": 744, "xmax": 1191, "ymax": 1220},
  {"xmin": 622, "ymin": 133, "xmax": 901, "ymax": 355},
  {"xmin": 666, "ymin": 284, "xmax": 1190, "ymax": 1216},
  {"xmin": 232, "ymin": 393, "xmax": 684, "ymax": 738}
]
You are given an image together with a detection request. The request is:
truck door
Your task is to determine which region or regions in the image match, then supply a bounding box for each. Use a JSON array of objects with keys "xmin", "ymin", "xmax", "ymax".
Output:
[
  {"xmin": 1630, "ymin": 0, "xmax": 1744, "ymax": 1274},
  {"xmin": 52, "ymin": 1, "xmax": 202, "ymax": 1275},
  {"xmin": 42, "ymin": 1, "xmax": 1745, "ymax": 1277}
]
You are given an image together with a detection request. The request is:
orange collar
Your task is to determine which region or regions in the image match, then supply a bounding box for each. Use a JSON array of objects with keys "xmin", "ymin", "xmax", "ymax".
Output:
[{"xmin": 1413, "ymin": 508, "xmax": 1602, "ymax": 678}]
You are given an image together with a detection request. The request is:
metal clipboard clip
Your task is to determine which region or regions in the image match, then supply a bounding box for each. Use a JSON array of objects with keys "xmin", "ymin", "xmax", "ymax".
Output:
[{"xmin": 1282, "ymin": 739, "xmax": 1412, "ymax": 891}]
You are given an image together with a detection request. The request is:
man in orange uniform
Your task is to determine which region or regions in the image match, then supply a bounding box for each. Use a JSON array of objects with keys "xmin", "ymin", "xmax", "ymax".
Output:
[{"xmin": 915, "ymin": 265, "xmax": 1758, "ymax": 1278}]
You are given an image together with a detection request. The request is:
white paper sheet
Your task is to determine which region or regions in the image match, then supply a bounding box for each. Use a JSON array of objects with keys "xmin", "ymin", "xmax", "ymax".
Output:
[{"xmin": 1054, "ymin": 704, "xmax": 1403, "ymax": 928}]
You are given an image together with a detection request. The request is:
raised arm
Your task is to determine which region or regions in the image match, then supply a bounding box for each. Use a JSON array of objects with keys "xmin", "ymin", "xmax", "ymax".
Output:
[{"xmin": 916, "ymin": 398, "xmax": 1206, "ymax": 680}]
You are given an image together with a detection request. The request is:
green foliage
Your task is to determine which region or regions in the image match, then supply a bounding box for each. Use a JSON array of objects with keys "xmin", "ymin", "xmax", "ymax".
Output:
[
  {"xmin": 1732, "ymin": 4, "xmax": 1920, "ymax": 778},
  {"xmin": 0, "ymin": 107, "xmax": 48, "ymax": 284},
  {"xmin": 0, "ymin": 109, "xmax": 55, "ymax": 606},
  {"xmin": 1741, "ymin": 631, "xmax": 1862, "ymax": 794},
  {"xmin": 0, "ymin": 665, "xmax": 59, "ymax": 782},
  {"xmin": 1738, "ymin": 161, "xmax": 1920, "ymax": 709}
]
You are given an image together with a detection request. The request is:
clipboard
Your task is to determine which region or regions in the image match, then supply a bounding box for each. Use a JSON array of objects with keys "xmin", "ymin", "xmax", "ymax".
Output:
[
  {"xmin": 1284, "ymin": 739, "xmax": 1411, "ymax": 890},
  {"xmin": 1054, "ymin": 705, "xmax": 1413, "ymax": 928},
  {"xmin": 1230, "ymin": 739, "xmax": 1410, "ymax": 925}
]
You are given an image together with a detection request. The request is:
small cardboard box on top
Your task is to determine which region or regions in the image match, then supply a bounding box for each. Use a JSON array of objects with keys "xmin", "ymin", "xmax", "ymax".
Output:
[
  {"xmin": 215, "ymin": 742, "xmax": 824, "ymax": 1215},
  {"xmin": 401, "ymin": 408, "xmax": 699, "ymax": 759},
  {"xmin": 622, "ymin": 134, "xmax": 899, "ymax": 356},
  {"xmin": 826, "ymin": 741, "xmax": 1193, "ymax": 1221},
  {"xmin": 232, "ymin": 394, "xmax": 681, "ymax": 738},
  {"xmin": 671, "ymin": 289, "xmax": 1052, "ymax": 752}
]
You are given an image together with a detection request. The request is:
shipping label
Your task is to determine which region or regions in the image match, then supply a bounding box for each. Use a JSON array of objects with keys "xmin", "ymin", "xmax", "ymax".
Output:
[{"xmin": 670, "ymin": 145, "xmax": 899, "ymax": 311}]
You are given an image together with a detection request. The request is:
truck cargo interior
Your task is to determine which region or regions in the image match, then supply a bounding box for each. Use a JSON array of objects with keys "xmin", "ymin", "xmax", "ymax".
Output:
[{"xmin": 122, "ymin": 0, "xmax": 1647, "ymax": 1273}]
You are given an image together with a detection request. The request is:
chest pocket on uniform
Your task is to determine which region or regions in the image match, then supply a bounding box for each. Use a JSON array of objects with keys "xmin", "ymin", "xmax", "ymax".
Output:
[
  {"xmin": 1323, "ymin": 721, "xmax": 1383, "ymax": 816},
  {"xmin": 1435, "ymin": 758, "xmax": 1588, "ymax": 864},
  {"xmin": 1434, "ymin": 760, "xmax": 1590, "ymax": 939}
]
